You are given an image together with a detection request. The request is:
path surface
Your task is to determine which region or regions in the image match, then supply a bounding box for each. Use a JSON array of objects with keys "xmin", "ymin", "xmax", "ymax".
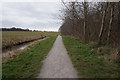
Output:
[{"xmin": 37, "ymin": 35, "xmax": 78, "ymax": 78}]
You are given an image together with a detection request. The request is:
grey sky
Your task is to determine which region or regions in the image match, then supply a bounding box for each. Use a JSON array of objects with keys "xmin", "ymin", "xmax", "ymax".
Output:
[
  {"xmin": 1, "ymin": 0, "xmax": 119, "ymax": 32},
  {"xmin": 2, "ymin": 2, "xmax": 62, "ymax": 31}
]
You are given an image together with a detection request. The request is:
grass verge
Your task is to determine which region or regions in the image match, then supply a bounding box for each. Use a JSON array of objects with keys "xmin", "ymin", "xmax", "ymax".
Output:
[
  {"xmin": 62, "ymin": 36, "xmax": 119, "ymax": 78},
  {"xmin": 2, "ymin": 36, "xmax": 57, "ymax": 78}
]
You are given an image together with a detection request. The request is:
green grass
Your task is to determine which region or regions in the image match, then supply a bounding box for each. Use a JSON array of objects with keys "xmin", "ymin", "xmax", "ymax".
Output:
[
  {"xmin": 2, "ymin": 36, "xmax": 57, "ymax": 78},
  {"xmin": 62, "ymin": 36, "xmax": 119, "ymax": 78}
]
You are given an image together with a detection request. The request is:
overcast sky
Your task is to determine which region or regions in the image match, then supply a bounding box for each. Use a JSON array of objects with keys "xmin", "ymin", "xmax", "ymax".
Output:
[
  {"xmin": 1, "ymin": 0, "xmax": 119, "ymax": 31},
  {"xmin": 1, "ymin": 1, "xmax": 62, "ymax": 31}
]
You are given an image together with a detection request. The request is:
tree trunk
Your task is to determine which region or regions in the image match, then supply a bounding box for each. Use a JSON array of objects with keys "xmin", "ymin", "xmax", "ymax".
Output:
[
  {"xmin": 98, "ymin": 2, "xmax": 108, "ymax": 44},
  {"xmin": 107, "ymin": 3, "xmax": 114, "ymax": 44},
  {"xmin": 83, "ymin": 0, "xmax": 87, "ymax": 43},
  {"xmin": 118, "ymin": 2, "xmax": 120, "ymax": 29}
]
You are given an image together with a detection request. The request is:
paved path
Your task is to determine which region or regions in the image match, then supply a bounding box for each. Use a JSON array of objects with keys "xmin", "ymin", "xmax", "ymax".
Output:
[{"xmin": 37, "ymin": 35, "xmax": 78, "ymax": 78}]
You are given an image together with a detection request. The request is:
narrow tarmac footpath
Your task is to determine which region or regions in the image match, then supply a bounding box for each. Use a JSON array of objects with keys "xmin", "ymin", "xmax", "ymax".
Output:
[{"xmin": 37, "ymin": 35, "xmax": 78, "ymax": 78}]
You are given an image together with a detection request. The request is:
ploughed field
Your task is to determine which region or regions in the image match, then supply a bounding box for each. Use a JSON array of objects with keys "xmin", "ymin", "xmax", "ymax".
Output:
[{"xmin": 2, "ymin": 31, "xmax": 58, "ymax": 49}]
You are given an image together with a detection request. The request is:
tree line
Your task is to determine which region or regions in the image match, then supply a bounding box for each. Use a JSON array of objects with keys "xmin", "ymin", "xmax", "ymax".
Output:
[
  {"xmin": 1, "ymin": 27, "xmax": 31, "ymax": 31},
  {"xmin": 59, "ymin": 1, "xmax": 120, "ymax": 47}
]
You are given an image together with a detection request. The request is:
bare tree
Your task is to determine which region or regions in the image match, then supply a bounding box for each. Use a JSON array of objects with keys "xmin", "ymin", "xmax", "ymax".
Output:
[
  {"xmin": 59, "ymin": 1, "xmax": 119, "ymax": 46},
  {"xmin": 83, "ymin": 0, "xmax": 88, "ymax": 43},
  {"xmin": 98, "ymin": 2, "xmax": 109, "ymax": 44},
  {"xmin": 107, "ymin": 3, "xmax": 114, "ymax": 44}
]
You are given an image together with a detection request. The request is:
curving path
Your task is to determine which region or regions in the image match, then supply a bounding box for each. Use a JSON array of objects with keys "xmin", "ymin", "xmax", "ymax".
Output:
[{"xmin": 37, "ymin": 35, "xmax": 78, "ymax": 78}]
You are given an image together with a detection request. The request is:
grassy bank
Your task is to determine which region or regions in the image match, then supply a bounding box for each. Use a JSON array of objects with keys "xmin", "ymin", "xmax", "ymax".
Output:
[
  {"xmin": 62, "ymin": 36, "xmax": 119, "ymax": 78},
  {"xmin": 2, "ymin": 31, "xmax": 59, "ymax": 49},
  {"xmin": 2, "ymin": 36, "xmax": 57, "ymax": 78}
]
